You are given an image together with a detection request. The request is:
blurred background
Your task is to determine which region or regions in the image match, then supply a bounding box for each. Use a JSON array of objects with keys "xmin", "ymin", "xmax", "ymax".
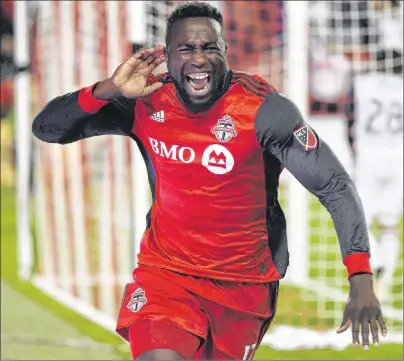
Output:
[{"xmin": 1, "ymin": 0, "xmax": 403, "ymax": 359}]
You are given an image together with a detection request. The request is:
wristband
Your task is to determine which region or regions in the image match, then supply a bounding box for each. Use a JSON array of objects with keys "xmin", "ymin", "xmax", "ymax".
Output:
[
  {"xmin": 343, "ymin": 252, "xmax": 372, "ymax": 278},
  {"xmin": 78, "ymin": 83, "xmax": 110, "ymax": 114}
]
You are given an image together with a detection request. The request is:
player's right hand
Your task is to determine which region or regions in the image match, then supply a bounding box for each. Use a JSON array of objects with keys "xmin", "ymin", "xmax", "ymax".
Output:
[{"xmin": 95, "ymin": 46, "xmax": 167, "ymax": 100}]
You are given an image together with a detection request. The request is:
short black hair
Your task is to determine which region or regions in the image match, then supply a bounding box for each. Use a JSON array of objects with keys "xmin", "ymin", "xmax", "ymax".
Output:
[{"xmin": 165, "ymin": 2, "xmax": 225, "ymax": 46}]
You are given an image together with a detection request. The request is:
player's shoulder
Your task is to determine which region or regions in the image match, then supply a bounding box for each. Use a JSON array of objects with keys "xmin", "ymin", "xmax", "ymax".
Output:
[
  {"xmin": 255, "ymin": 91, "xmax": 305, "ymax": 148},
  {"xmin": 230, "ymin": 70, "xmax": 277, "ymax": 101}
]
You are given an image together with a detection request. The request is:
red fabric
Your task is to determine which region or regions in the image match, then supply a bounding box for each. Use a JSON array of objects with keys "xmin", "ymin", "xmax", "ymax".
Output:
[
  {"xmin": 128, "ymin": 320, "xmax": 201, "ymax": 360},
  {"xmin": 343, "ymin": 252, "xmax": 372, "ymax": 278},
  {"xmin": 77, "ymin": 83, "xmax": 110, "ymax": 114},
  {"xmin": 116, "ymin": 265, "xmax": 278, "ymax": 360},
  {"xmin": 132, "ymin": 73, "xmax": 280, "ymax": 283}
]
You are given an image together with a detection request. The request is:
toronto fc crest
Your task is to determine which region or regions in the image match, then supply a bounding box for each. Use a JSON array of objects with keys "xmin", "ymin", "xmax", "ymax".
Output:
[
  {"xmin": 127, "ymin": 287, "xmax": 147, "ymax": 313},
  {"xmin": 211, "ymin": 115, "xmax": 237, "ymax": 143}
]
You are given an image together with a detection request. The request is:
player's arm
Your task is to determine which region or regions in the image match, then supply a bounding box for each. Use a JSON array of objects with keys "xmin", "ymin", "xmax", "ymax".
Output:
[
  {"xmin": 256, "ymin": 92, "xmax": 368, "ymax": 266},
  {"xmin": 32, "ymin": 84, "xmax": 135, "ymax": 144},
  {"xmin": 256, "ymin": 92, "xmax": 386, "ymax": 348},
  {"xmin": 32, "ymin": 46, "xmax": 166, "ymax": 144}
]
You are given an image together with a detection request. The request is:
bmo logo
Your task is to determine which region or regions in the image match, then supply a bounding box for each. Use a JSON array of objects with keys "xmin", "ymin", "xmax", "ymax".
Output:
[
  {"xmin": 148, "ymin": 138, "xmax": 234, "ymax": 175},
  {"xmin": 201, "ymin": 144, "xmax": 234, "ymax": 175},
  {"xmin": 149, "ymin": 137, "xmax": 195, "ymax": 163}
]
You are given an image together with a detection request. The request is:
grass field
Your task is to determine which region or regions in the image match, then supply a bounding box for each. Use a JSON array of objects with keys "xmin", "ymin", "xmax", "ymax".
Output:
[{"xmin": 1, "ymin": 186, "xmax": 403, "ymax": 360}]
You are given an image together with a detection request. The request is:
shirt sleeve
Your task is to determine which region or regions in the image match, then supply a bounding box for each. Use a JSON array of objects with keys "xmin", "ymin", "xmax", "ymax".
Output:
[
  {"xmin": 255, "ymin": 92, "xmax": 371, "ymax": 278},
  {"xmin": 32, "ymin": 83, "xmax": 136, "ymax": 144}
]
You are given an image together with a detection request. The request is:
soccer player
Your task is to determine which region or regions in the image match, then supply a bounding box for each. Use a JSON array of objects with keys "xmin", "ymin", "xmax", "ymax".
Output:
[
  {"xmin": 32, "ymin": 3, "xmax": 387, "ymax": 360},
  {"xmin": 346, "ymin": 49, "xmax": 403, "ymax": 302}
]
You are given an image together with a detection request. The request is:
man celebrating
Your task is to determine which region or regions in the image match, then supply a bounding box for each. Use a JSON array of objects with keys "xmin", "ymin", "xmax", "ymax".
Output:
[{"xmin": 32, "ymin": 3, "xmax": 386, "ymax": 360}]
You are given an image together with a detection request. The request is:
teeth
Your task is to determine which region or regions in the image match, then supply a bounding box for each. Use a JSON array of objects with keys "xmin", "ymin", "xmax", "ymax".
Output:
[
  {"xmin": 193, "ymin": 84, "xmax": 209, "ymax": 92},
  {"xmin": 188, "ymin": 73, "xmax": 209, "ymax": 80}
]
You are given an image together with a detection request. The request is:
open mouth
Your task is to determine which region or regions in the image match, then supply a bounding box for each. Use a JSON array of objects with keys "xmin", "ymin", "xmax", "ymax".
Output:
[{"xmin": 186, "ymin": 72, "xmax": 211, "ymax": 93}]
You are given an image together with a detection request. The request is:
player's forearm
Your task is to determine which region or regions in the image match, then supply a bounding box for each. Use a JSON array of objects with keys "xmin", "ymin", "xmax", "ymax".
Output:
[
  {"xmin": 315, "ymin": 167, "xmax": 370, "ymax": 258},
  {"xmin": 32, "ymin": 83, "xmax": 133, "ymax": 144},
  {"xmin": 32, "ymin": 93, "xmax": 83, "ymax": 143},
  {"xmin": 32, "ymin": 85, "xmax": 109, "ymax": 143}
]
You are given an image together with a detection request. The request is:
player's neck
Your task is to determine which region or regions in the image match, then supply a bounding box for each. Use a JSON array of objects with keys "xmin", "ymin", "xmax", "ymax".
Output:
[{"xmin": 175, "ymin": 69, "xmax": 233, "ymax": 115}]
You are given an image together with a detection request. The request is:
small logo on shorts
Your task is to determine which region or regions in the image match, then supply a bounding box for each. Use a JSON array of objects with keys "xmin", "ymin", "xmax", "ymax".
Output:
[{"xmin": 127, "ymin": 287, "xmax": 147, "ymax": 313}]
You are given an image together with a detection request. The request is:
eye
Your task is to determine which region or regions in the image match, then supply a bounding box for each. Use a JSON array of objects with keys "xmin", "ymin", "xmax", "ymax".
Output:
[
  {"xmin": 179, "ymin": 48, "xmax": 192, "ymax": 54},
  {"xmin": 205, "ymin": 46, "xmax": 218, "ymax": 52}
]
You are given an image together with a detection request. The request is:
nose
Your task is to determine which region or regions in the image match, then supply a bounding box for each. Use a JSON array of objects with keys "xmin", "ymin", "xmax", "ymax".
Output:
[{"xmin": 191, "ymin": 49, "xmax": 207, "ymax": 67}]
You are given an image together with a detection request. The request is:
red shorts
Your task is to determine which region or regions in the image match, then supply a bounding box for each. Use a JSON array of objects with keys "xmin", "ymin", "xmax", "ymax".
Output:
[{"xmin": 116, "ymin": 265, "xmax": 279, "ymax": 360}]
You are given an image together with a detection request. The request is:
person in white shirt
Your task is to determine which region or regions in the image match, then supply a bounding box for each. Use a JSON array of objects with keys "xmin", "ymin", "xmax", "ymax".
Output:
[{"xmin": 346, "ymin": 49, "xmax": 403, "ymax": 302}]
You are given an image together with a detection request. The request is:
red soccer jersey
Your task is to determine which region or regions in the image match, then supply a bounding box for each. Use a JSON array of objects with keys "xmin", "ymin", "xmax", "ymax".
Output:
[
  {"xmin": 132, "ymin": 71, "xmax": 281, "ymax": 283},
  {"xmin": 33, "ymin": 71, "xmax": 374, "ymax": 285}
]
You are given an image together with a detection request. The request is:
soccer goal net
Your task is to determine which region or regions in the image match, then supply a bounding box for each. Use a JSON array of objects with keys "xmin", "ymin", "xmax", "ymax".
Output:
[{"xmin": 18, "ymin": 0, "xmax": 402, "ymax": 350}]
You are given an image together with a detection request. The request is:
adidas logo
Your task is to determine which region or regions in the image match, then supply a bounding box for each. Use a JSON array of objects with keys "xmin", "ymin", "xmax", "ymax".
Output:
[{"xmin": 150, "ymin": 111, "xmax": 165, "ymax": 122}]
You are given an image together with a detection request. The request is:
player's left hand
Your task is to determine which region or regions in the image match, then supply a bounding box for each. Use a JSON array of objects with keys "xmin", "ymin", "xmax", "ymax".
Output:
[{"xmin": 336, "ymin": 273, "xmax": 387, "ymax": 350}]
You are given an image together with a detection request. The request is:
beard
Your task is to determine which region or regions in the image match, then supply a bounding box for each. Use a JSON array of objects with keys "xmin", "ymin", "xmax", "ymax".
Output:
[{"xmin": 171, "ymin": 72, "xmax": 227, "ymax": 114}]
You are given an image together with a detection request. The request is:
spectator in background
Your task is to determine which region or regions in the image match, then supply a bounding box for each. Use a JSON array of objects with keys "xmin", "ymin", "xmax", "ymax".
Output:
[
  {"xmin": 373, "ymin": 0, "xmax": 403, "ymax": 52},
  {"xmin": 345, "ymin": 47, "xmax": 403, "ymax": 302},
  {"xmin": 1, "ymin": 0, "xmax": 15, "ymax": 118},
  {"xmin": 1, "ymin": 0, "xmax": 15, "ymax": 186},
  {"xmin": 1, "ymin": 34, "xmax": 15, "ymax": 117},
  {"xmin": 1, "ymin": 0, "xmax": 37, "ymax": 189}
]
